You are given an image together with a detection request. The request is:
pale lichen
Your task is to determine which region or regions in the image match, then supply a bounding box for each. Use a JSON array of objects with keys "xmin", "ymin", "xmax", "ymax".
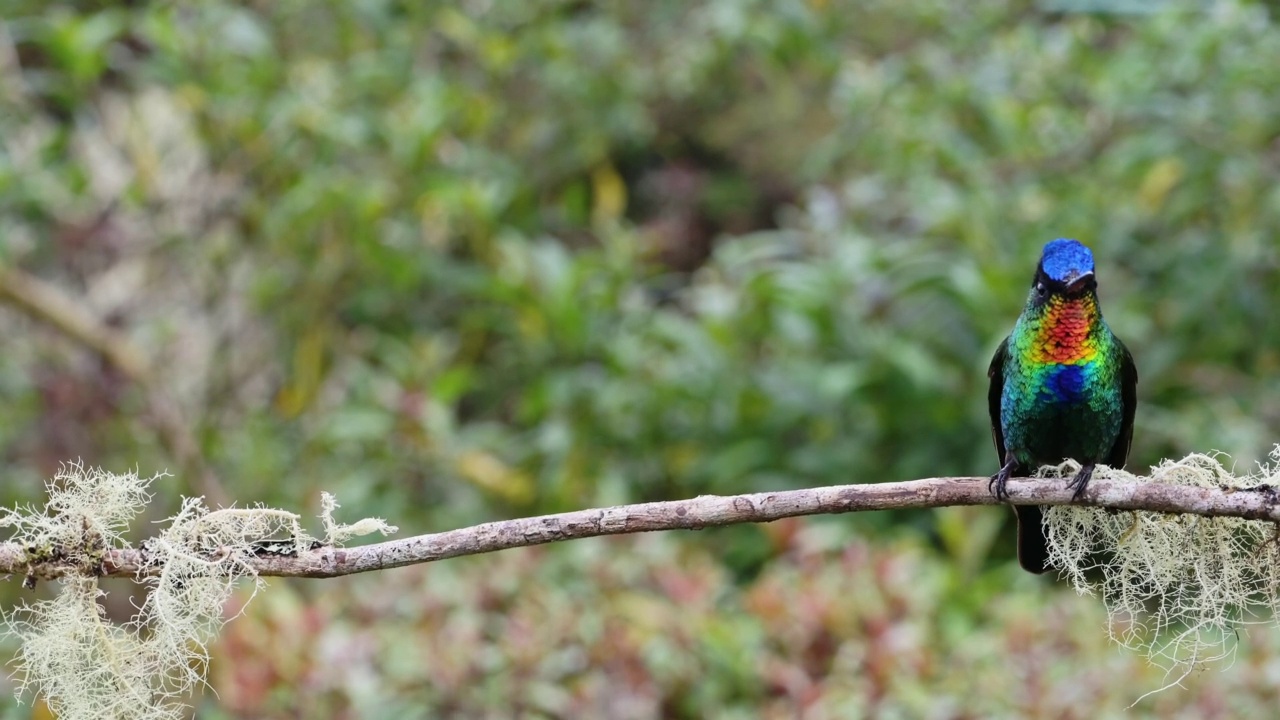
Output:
[
  {"xmin": 1044, "ymin": 448, "xmax": 1280, "ymax": 699},
  {"xmin": 0, "ymin": 463, "xmax": 396, "ymax": 719}
]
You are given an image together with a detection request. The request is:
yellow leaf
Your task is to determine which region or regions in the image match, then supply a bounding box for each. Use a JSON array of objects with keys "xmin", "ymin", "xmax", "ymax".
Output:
[
  {"xmin": 276, "ymin": 325, "xmax": 328, "ymax": 418},
  {"xmin": 456, "ymin": 450, "xmax": 536, "ymax": 505},
  {"xmin": 591, "ymin": 163, "xmax": 627, "ymax": 226},
  {"xmin": 664, "ymin": 442, "xmax": 700, "ymax": 475},
  {"xmin": 517, "ymin": 306, "xmax": 547, "ymax": 342},
  {"xmin": 1138, "ymin": 158, "xmax": 1185, "ymax": 211}
]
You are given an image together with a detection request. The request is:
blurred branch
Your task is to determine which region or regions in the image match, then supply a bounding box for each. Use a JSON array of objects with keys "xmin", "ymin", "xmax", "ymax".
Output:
[
  {"xmin": 6, "ymin": 474, "xmax": 1280, "ymax": 580},
  {"xmin": 0, "ymin": 266, "xmax": 230, "ymax": 506},
  {"xmin": 0, "ymin": 267, "xmax": 150, "ymax": 378}
]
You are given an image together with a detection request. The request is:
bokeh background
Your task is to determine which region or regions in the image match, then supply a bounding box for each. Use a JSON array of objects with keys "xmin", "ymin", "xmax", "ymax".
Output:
[{"xmin": 3, "ymin": 0, "xmax": 1280, "ymax": 717}]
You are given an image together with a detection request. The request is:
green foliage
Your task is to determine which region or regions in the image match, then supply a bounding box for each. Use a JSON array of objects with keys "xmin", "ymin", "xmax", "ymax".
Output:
[
  {"xmin": 3, "ymin": 0, "xmax": 1280, "ymax": 713},
  {"xmin": 5, "ymin": 0, "xmax": 1280, "ymax": 521}
]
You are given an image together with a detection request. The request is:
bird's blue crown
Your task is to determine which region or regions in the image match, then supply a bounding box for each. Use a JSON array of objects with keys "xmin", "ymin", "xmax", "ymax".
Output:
[{"xmin": 1040, "ymin": 238, "xmax": 1094, "ymax": 283}]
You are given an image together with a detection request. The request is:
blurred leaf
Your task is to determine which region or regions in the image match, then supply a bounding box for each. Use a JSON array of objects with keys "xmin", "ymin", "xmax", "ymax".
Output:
[
  {"xmin": 455, "ymin": 449, "xmax": 536, "ymax": 506},
  {"xmin": 591, "ymin": 163, "xmax": 628, "ymax": 227},
  {"xmin": 1139, "ymin": 157, "xmax": 1186, "ymax": 212}
]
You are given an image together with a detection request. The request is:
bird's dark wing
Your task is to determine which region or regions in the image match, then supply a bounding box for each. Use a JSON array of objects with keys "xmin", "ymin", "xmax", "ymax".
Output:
[
  {"xmin": 1106, "ymin": 339, "xmax": 1138, "ymax": 469},
  {"xmin": 987, "ymin": 337, "xmax": 1010, "ymax": 463},
  {"xmin": 988, "ymin": 338, "xmax": 1046, "ymax": 573}
]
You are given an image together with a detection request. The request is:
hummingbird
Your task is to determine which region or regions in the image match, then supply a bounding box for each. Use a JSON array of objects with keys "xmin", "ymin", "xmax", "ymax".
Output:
[{"xmin": 987, "ymin": 238, "xmax": 1138, "ymax": 574}]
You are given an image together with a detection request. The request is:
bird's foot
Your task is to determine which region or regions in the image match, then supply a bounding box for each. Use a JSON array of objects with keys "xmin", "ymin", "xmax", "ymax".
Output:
[
  {"xmin": 989, "ymin": 454, "xmax": 1019, "ymax": 502},
  {"xmin": 1066, "ymin": 463, "xmax": 1095, "ymax": 502}
]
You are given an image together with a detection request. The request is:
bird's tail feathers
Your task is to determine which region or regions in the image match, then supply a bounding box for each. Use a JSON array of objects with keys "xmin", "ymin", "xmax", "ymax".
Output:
[{"xmin": 1015, "ymin": 505, "xmax": 1049, "ymax": 574}]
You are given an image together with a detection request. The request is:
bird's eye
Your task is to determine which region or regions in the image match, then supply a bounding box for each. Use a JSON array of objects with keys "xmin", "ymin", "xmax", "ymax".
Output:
[{"xmin": 1036, "ymin": 282, "xmax": 1047, "ymax": 296}]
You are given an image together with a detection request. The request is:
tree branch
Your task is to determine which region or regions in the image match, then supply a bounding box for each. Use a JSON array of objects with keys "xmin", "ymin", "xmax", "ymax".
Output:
[
  {"xmin": 4, "ymin": 475, "xmax": 1278, "ymax": 581},
  {"xmin": 0, "ymin": 265, "xmax": 230, "ymax": 507}
]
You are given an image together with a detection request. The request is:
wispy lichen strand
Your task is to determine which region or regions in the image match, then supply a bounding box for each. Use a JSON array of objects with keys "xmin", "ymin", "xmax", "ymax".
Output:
[
  {"xmin": 1045, "ymin": 450, "xmax": 1280, "ymax": 695},
  {"xmin": 0, "ymin": 465, "xmax": 395, "ymax": 719}
]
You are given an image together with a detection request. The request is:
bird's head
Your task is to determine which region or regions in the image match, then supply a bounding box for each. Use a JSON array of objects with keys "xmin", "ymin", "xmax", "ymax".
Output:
[{"xmin": 1032, "ymin": 238, "xmax": 1096, "ymax": 300}]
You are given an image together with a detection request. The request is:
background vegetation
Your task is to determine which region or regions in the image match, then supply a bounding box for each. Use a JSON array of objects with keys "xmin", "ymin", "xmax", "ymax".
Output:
[{"xmin": 2, "ymin": 0, "xmax": 1280, "ymax": 716}]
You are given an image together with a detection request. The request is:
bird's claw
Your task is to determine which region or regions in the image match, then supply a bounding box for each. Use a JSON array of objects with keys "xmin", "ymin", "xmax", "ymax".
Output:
[
  {"xmin": 989, "ymin": 455, "xmax": 1018, "ymax": 502},
  {"xmin": 988, "ymin": 470, "xmax": 1009, "ymax": 501},
  {"xmin": 1066, "ymin": 463, "xmax": 1095, "ymax": 502}
]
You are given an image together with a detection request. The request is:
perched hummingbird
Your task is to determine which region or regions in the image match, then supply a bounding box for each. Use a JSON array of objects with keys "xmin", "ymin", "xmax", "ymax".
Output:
[{"xmin": 987, "ymin": 239, "xmax": 1138, "ymax": 574}]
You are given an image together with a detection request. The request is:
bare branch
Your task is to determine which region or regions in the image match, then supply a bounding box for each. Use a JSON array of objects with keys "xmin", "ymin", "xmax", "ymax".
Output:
[
  {"xmin": 0, "ymin": 266, "xmax": 150, "ymax": 380},
  {"xmin": 4, "ymin": 475, "xmax": 1278, "ymax": 581},
  {"xmin": 0, "ymin": 265, "xmax": 230, "ymax": 506}
]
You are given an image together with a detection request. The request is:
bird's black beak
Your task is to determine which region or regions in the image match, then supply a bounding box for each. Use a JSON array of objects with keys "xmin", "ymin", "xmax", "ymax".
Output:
[{"xmin": 1065, "ymin": 270, "xmax": 1095, "ymax": 294}]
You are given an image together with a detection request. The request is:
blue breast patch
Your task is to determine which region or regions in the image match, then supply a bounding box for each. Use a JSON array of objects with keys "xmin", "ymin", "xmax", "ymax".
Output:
[{"xmin": 1043, "ymin": 365, "xmax": 1087, "ymax": 403}]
